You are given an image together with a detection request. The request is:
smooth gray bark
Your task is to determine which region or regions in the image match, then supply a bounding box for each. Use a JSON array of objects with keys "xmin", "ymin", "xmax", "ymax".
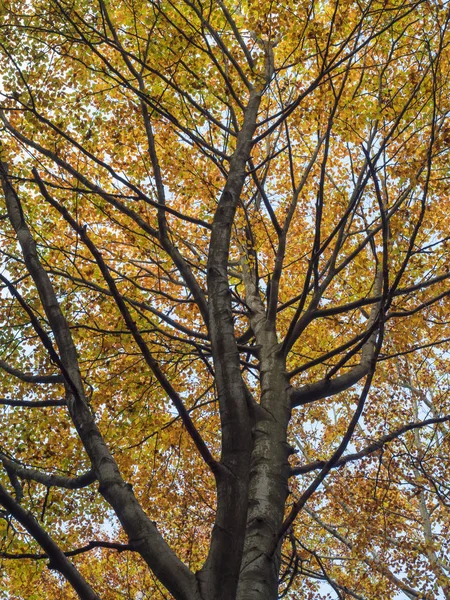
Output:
[{"xmin": 0, "ymin": 163, "xmax": 203, "ymax": 600}]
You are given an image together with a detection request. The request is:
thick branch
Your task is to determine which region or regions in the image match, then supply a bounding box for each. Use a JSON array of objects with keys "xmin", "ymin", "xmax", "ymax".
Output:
[
  {"xmin": 0, "ymin": 162, "xmax": 202, "ymax": 600},
  {"xmin": 0, "ymin": 398, "xmax": 65, "ymax": 407},
  {"xmin": 33, "ymin": 171, "xmax": 217, "ymax": 475},
  {"xmin": 200, "ymin": 89, "xmax": 262, "ymax": 600},
  {"xmin": 0, "ymin": 359, "xmax": 63, "ymax": 384},
  {"xmin": 291, "ymin": 272, "xmax": 382, "ymax": 408},
  {"xmin": 290, "ymin": 361, "xmax": 370, "ymax": 408},
  {"xmin": 0, "ymin": 482, "xmax": 100, "ymax": 599},
  {"xmin": 0, "ymin": 456, "xmax": 96, "ymax": 489}
]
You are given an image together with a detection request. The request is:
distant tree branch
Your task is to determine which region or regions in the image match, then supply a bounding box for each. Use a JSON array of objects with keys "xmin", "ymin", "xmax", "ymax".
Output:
[
  {"xmin": 0, "ymin": 539, "xmax": 134, "ymax": 560},
  {"xmin": 290, "ymin": 414, "xmax": 450, "ymax": 476}
]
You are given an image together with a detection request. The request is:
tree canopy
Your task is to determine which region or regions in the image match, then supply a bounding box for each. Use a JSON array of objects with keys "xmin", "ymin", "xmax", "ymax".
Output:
[{"xmin": 0, "ymin": 0, "xmax": 450, "ymax": 598}]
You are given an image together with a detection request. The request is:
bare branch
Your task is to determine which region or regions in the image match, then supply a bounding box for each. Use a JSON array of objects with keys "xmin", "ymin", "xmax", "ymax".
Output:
[{"xmin": 291, "ymin": 414, "xmax": 450, "ymax": 476}]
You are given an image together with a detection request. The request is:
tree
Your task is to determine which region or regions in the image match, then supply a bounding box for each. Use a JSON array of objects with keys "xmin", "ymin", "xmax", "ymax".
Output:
[{"xmin": 0, "ymin": 0, "xmax": 449, "ymax": 598}]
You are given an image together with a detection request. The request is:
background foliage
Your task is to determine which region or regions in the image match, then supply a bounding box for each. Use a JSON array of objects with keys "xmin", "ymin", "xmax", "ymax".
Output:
[{"xmin": 0, "ymin": 0, "xmax": 450, "ymax": 598}]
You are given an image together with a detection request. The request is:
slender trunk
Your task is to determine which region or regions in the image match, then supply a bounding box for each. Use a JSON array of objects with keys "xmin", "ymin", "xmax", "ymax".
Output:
[
  {"xmin": 199, "ymin": 91, "xmax": 262, "ymax": 600},
  {"xmin": 237, "ymin": 262, "xmax": 292, "ymax": 600},
  {"xmin": 237, "ymin": 336, "xmax": 291, "ymax": 600}
]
